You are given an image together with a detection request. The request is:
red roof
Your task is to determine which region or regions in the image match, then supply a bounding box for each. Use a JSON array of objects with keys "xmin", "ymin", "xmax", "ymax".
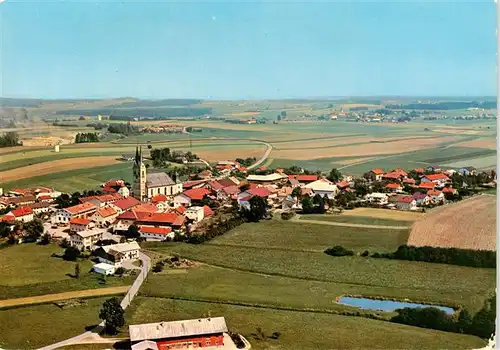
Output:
[
  {"xmin": 288, "ymin": 174, "xmax": 319, "ymax": 182},
  {"xmin": 442, "ymin": 187, "xmax": 457, "ymax": 193},
  {"xmin": 173, "ymin": 215, "xmax": 186, "ymax": 226},
  {"xmin": 133, "ymin": 203, "xmax": 158, "ymax": 213},
  {"xmin": 152, "ymin": 194, "xmax": 167, "ymax": 203},
  {"xmin": 424, "ymin": 173, "xmax": 449, "ymax": 181},
  {"xmin": 65, "ymin": 202, "xmax": 97, "ymax": 215},
  {"xmin": 427, "ymin": 190, "xmax": 442, "ymax": 196},
  {"xmin": 183, "ymin": 188, "xmax": 211, "ymax": 201},
  {"xmin": 80, "ymin": 193, "xmax": 122, "ymax": 204},
  {"xmin": 217, "ymin": 178, "xmax": 239, "ymax": 188},
  {"xmin": 383, "ymin": 172, "xmax": 402, "ymax": 180},
  {"xmin": 208, "ymin": 181, "xmax": 224, "ymax": 191},
  {"xmin": 418, "ymin": 182, "xmax": 435, "ymax": 189},
  {"xmin": 386, "ymin": 183, "xmax": 402, "ymax": 189},
  {"xmin": 395, "ymin": 195, "xmax": 414, "ymax": 203},
  {"xmin": 403, "ymin": 178, "xmax": 416, "ymax": 184},
  {"xmin": 102, "ymin": 186, "xmax": 118, "ymax": 193},
  {"xmin": 70, "ymin": 217, "xmax": 90, "ymax": 226},
  {"xmin": 247, "ymin": 187, "xmax": 271, "ymax": 198},
  {"xmin": 222, "ymin": 185, "xmax": 240, "ymax": 195},
  {"xmin": 10, "ymin": 188, "xmax": 32, "ymax": 195},
  {"xmin": 139, "ymin": 212, "xmax": 179, "ymax": 224},
  {"xmin": 38, "ymin": 195, "xmax": 53, "ymax": 200},
  {"xmin": 113, "ymin": 197, "xmax": 141, "ymax": 211},
  {"xmin": 183, "ymin": 180, "xmax": 208, "ymax": 189},
  {"xmin": 336, "ymin": 180, "xmax": 350, "ymax": 188},
  {"xmin": 11, "ymin": 207, "xmax": 33, "ymax": 217},
  {"xmin": 370, "ymin": 169, "xmax": 385, "ymax": 175},
  {"xmin": 175, "ymin": 206, "xmax": 187, "ymax": 214},
  {"xmin": 139, "ymin": 226, "xmax": 172, "ymax": 235},
  {"xmin": 394, "ymin": 168, "xmax": 408, "ymax": 176},
  {"xmin": 96, "ymin": 206, "xmax": 117, "ymax": 218},
  {"xmin": 104, "ymin": 179, "xmax": 125, "ymax": 187},
  {"xmin": 203, "ymin": 205, "xmax": 214, "ymax": 217},
  {"xmin": 414, "ymin": 168, "xmax": 425, "ymax": 173}
]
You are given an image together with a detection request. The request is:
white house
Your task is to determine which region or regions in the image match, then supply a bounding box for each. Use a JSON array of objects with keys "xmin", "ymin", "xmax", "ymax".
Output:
[
  {"xmin": 52, "ymin": 202, "xmax": 97, "ymax": 225},
  {"xmin": 93, "ymin": 262, "xmax": 115, "ymax": 275},
  {"xmin": 420, "ymin": 173, "xmax": 450, "ymax": 188},
  {"xmin": 185, "ymin": 206, "xmax": 205, "ymax": 223},
  {"xmin": 389, "ymin": 195, "xmax": 417, "ymax": 210},
  {"xmin": 304, "ymin": 179, "xmax": 339, "ymax": 199},
  {"xmin": 172, "ymin": 194, "xmax": 192, "ymax": 208},
  {"xmin": 69, "ymin": 229, "xmax": 104, "ymax": 251},
  {"xmin": 91, "ymin": 206, "xmax": 118, "ymax": 228},
  {"xmin": 2, "ymin": 207, "xmax": 35, "ymax": 223},
  {"xmin": 95, "ymin": 242, "xmax": 141, "ymax": 267},
  {"xmin": 427, "ymin": 190, "xmax": 445, "ymax": 204},
  {"xmin": 364, "ymin": 192, "xmax": 389, "ymax": 205},
  {"xmin": 69, "ymin": 217, "xmax": 92, "ymax": 232},
  {"xmin": 29, "ymin": 202, "xmax": 52, "ymax": 215},
  {"xmin": 139, "ymin": 225, "xmax": 175, "ymax": 241}
]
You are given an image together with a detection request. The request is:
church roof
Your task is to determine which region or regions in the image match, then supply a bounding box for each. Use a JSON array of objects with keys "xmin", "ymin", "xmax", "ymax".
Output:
[{"xmin": 146, "ymin": 172, "xmax": 176, "ymax": 187}]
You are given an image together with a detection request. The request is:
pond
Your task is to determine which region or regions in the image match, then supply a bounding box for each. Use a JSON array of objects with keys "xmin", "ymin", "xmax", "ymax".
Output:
[{"xmin": 338, "ymin": 296, "xmax": 455, "ymax": 315}]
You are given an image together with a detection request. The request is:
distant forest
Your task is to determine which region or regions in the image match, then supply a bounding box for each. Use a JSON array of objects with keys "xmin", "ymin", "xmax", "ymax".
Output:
[
  {"xmin": 56, "ymin": 107, "xmax": 212, "ymax": 119},
  {"xmin": 107, "ymin": 99, "xmax": 202, "ymax": 108},
  {"xmin": 385, "ymin": 101, "xmax": 496, "ymax": 110}
]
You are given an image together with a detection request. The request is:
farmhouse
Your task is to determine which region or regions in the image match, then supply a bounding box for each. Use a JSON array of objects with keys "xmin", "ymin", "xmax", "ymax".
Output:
[
  {"xmin": 128, "ymin": 317, "xmax": 229, "ymax": 350},
  {"xmin": 92, "ymin": 206, "xmax": 119, "ymax": 227},
  {"xmin": 364, "ymin": 192, "xmax": 389, "ymax": 205},
  {"xmin": 136, "ymin": 212, "xmax": 186, "ymax": 231},
  {"xmin": 139, "ymin": 226, "xmax": 174, "ymax": 241},
  {"xmin": 69, "ymin": 217, "xmax": 92, "ymax": 232},
  {"xmin": 69, "ymin": 229, "xmax": 104, "ymax": 250},
  {"xmin": 442, "ymin": 187, "xmax": 458, "ymax": 196},
  {"xmin": 420, "ymin": 173, "xmax": 450, "ymax": 188},
  {"xmin": 386, "ymin": 183, "xmax": 403, "ymax": 193},
  {"xmin": 368, "ymin": 168, "xmax": 384, "ymax": 181},
  {"xmin": 427, "ymin": 190, "xmax": 445, "ymax": 204},
  {"xmin": 95, "ymin": 242, "xmax": 141, "ymax": 267},
  {"xmin": 303, "ymin": 179, "xmax": 338, "ymax": 199},
  {"xmin": 112, "ymin": 197, "xmax": 141, "ymax": 214},
  {"xmin": 81, "ymin": 193, "xmax": 123, "ymax": 207},
  {"xmin": 389, "ymin": 195, "xmax": 417, "ymax": 211},
  {"xmin": 412, "ymin": 192, "xmax": 431, "ymax": 206},
  {"xmin": 185, "ymin": 206, "xmax": 205, "ymax": 223},
  {"xmin": 418, "ymin": 182, "xmax": 436, "ymax": 191},
  {"xmin": 2, "ymin": 207, "xmax": 34, "ymax": 223},
  {"xmin": 28, "ymin": 202, "xmax": 52, "ymax": 215},
  {"xmin": 53, "ymin": 202, "xmax": 98, "ymax": 224},
  {"xmin": 287, "ymin": 174, "xmax": 319, "ymax": 185}
]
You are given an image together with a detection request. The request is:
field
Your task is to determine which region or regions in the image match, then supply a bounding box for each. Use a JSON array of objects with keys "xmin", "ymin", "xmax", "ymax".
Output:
[
  {"xmin": 298, "ymin": 214, "xmax": 413, "ymax": 227},
  {"xmin": 338, "ymin": 207, "xmax": 425, "ymax": 221},
  {"xmin": 136, "ymin": 218, "xmax": 494, "ymax": 349},
  {"xmin": 0, "ymin": 296, "xmax": 109, "ymax": 350},
  {"xmin": 0, "ymin": 243, "xmax": 133, "ymax": 300},
  {"xmin": 408, "ymin": 195, "xmax": 496, "ymax": 251}
]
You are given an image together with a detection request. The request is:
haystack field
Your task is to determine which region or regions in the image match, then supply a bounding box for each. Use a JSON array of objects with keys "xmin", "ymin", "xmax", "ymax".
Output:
[
  {"xmin": 408, "ymin": 195, "xmax": 496, "ymax": 251},
  {"xmin": 0, "ymin": 156, "xmax": 121, "ymax": 182}
]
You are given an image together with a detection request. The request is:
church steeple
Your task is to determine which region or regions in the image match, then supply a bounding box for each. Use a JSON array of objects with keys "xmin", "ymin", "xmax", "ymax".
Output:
[
  {"xmin": 132, "ymin": 145, "xmax": 147, "ymax": 201},
  {"xmin": 134, "ymin": 146, "xmax": 142, "ymax": 165}
]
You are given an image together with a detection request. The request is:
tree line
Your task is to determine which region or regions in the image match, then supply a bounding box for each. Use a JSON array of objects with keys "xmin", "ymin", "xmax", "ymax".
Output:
[
  {"xmin": 108, "ymin": 122, "xmax": 139, "ymax": 135},
  {"xmin": 150, "ymin": 147, "xmax": 199, "ymax": 167},
  {"xmin": 75, "ymin": 132, "xmax": 99, "ymax": 143},
  {"xmin": 0, "ymin": 131, "xmax": 22, "ymax": 148}
]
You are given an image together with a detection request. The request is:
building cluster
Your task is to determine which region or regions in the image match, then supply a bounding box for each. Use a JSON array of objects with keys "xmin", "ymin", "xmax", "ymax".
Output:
[{"xmin": 0, "ymin": 187, "xmax": 62, "ymax": 222}]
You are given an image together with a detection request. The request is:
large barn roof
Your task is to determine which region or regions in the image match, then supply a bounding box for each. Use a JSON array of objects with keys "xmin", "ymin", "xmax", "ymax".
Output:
[{"xmin": 146, "ymin": 172, "xmax": 176, "ymax": 187}]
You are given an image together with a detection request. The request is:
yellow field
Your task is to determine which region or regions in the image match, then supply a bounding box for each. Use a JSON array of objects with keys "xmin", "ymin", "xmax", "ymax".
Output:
[
  {"xmin": 408, "ymin": 195, "xmax": 496, "ymax": 251},
  {"xmin": 454, "ymin": 138, "xmax": 496, "ymax": 150},
  {"xmin": 0, "ymin": 156, "xmax": 121, "ymax": 182},
  {"xmin": 341, "ymin": 207, "xmax": 425, "ymax": 221}
]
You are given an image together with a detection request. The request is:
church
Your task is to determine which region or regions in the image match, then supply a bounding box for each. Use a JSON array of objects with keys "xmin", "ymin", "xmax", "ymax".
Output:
[{"xmin": 132, "ymin": 147, "xmax": 183, "ymax": 201}]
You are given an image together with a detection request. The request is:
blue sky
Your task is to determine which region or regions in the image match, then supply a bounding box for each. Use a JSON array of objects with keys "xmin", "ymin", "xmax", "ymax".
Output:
[{"xmin": 0, "ymin": 0, "xmax": 496, "ymax": 99}]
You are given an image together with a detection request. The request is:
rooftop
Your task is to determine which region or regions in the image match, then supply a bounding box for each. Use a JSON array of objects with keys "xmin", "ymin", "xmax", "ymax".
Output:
[
  {"xmin": 129, "ymin": 317, "xmax": 228, "ymax": 342},
  {"xmin": 147, "ymin": 172, "xmax": 176, "ymax": 187},
  {"xmin": 65, "ymin": 202, "xmax": 97, "ymax": 215},
  {"xmin": 247, "ymin": 173, "xmax": 286, "ymax": 182}
]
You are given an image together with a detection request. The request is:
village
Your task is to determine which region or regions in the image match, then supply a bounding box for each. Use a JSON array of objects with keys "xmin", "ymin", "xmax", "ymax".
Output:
[{"xmin": 0, "ymin": 147, "xmax": 496, "ymax": 350}]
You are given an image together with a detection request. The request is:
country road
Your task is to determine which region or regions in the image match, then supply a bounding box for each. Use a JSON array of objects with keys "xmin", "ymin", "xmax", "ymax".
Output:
[
  {"xmin": 247, "ymin": 142, "xmax": 273, "ymax": 170},
  {"xmin": 38, "ymin": 252, "xmax": 151, "ymax": 350}
]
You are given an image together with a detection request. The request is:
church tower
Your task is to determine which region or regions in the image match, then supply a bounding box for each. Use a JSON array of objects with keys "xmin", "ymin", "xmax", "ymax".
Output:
[{"xmin": 132, "ymin": 146, "xmax": 147, "ymax": 201}]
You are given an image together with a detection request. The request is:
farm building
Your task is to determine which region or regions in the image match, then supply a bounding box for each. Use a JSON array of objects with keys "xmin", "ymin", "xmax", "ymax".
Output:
[
  {"xmin": 2, "ymin": 207, "xmax": 34, "ymax": 223},
  {"xmin": 129, "ymin": 317, "xmax": 229, "ymax": 350},
  {"xmin": 246, "ymin": 173, "xmax": 288, "ymax": 184},
  {"xmin": 139, "ymin": 226, "xmax": 175, "ymax": 241},
  {"xmin": 69, "ymin": 217, "xmax": 92, "ymax": 232},
  {"xmin": 304, "ymin": 179, "xmax": 339, "ymax": 199},
  {"xmin": 53, "ymin": 202, "xmax": 98, "ymax": 224},
  {"xmin": 185, "ymin": 206, "xmax": 205, "ymax": 223},
  {"xmin": 94, "ymin": 242, "xmax": 141, "ymax": 267},
  {"xmin": 93, "ymin": 262, "xmax": 115, "ymax": 275},
  {"xmin": 389, "ymin": 195, "xmax": 417, "ymax": 211},
  {"xmin": 69, "ymin": 229, "xmax": 104, "ymax": 251}
]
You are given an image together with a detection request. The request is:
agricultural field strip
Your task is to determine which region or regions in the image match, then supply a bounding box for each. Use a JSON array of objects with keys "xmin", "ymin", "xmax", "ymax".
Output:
[{"xmin": 291, "ymin": 218, "xmax": 410, "ymax": 230}]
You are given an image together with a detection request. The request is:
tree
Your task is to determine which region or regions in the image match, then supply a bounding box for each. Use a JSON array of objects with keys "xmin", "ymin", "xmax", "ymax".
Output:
[
  {"xmin": 301, "ymin": 196, "xmax": 313, "ymax": 213},
  {"xmin": 23, "ymin": 218, "xmax": 44, "ymax": 241},
  {"xmin": 99, "ymin": 297, "xmax": 125, "ymax": 334},
  {"xmin": 243, "ymin": 196, "xmax": 268, "ymax": 222},
  {"xmin": 291, "ymin": 187, "xmax": 301, "ymax": 199},
  {"xmin": 277, "ymin": 115, "xmax": 282, "ymax": 122},
  {"xmin": 75, "ymin": 263, "xmax": 81, "ymax": 279},
  {"xmin": 0, "ymin": 131, "xmax": 21, "ymax": 148},
  {"xmin": 39, "ymin": 233, "xmax": 51, "ymax": 245},
  {"xmin": 280, "ymin": 111, "xmax": 287, "ymax": 117},
  {"xmin": 327, "ymin": 168, "xmax": 342, "ymax": 182},
  {"xmin": 126, "ymin": 224, "xmax": 140, "ymax": 240},
  {"xmin": 0, "ymin": 222, "xmax": 11, "ymax": 238},
  {"xmin": 63, "ymin": 246, "xmax": 81, "ymax": 261}
]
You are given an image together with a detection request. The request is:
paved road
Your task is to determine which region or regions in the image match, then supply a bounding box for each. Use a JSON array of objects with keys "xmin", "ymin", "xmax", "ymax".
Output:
[
  {"xmin": 247, "ymin": 142, "xmax": 273, "ymax": 170},
  {"xmin": 38, "ymin": 252, "xmax": 151, "ymax": 350},
  {"xmin": 0, "ymin": 286, "xmax": 130, "ymax": 309},
  {"xmin": 291, "ymin": 214, "xmax": 411, "ymax": 230}
]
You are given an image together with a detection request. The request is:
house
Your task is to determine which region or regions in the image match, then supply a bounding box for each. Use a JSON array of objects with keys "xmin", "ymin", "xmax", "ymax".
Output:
[
  {"xmin": 443, "ymin": 169, "xmax": 457, "ymax": 177},
  {"xmin": 70, "ymin": 217, "xmax": 91, "ymax": 232},
  {"xmin": 53, "ymin": 202, "xmax": 98, "ymax": 224},
  {"xmin": 427, "ymin": 190, "xmax": 445, "ymax": 204},
  {"xmin": 203, "ymin": 205, "xmax": 214, "ymax": 217},
  {"xmin": 403, "ymin": 178, "xmax": 416, "ymax": 185},
  {"xmin": 382, "ymin": 171, "xmax": 405, "ymax": 182},
  {"xmin": 28, "ymin": 202, "xmax": 52, "ymax": 215},
  {"xmin": 95, "ymin": 242, "xmax": 141, "ymax": 267},
  {"xmin": 139, "ymin": 225, "xmax": 174, "ymax": 241},
  {"xmin": 93, "ymin": 262, "xmax": 115, "ymax": 275},
  {"xmin": 336, "ymin": 180, "xmax": 351, "ymax": 191},
  {"xmin": 386, "ymin": 183, "xmax": 403, "ymax": 193},
  {"xmin": 0, "ymin": 195, "xmax": 37, "ymax": 208},
  {"xmin": 136, "ymin": 212, "xmax": 186, "ymax": 231},
  {"xmin": 217, "ymin": 185, "xmax": 239, "ymax": 201},
  {"xmin": 418, "ymin": 182, "xmax": 436, "ymax": 191},
  {"xmin": 69, "ymin": 229, "xmax": 104, "ymax": 250},
  {"xmin": 185, "ymin": 206, "xmax": 205, "ymax": 223},
  {"xmin": 128, "ymin": 317, "xmax": 228, "ymax": 350},
  {"xmin": 368, "ymin": 168, "xmax": 385, "ymax": 181},
  {"xmin": 246, "ymin": 173, "xmax": 287, "ymax": 184},
  {"xmin": 426, "ymin": 165, "xmax": 441, "ymax": 173},
  {"xmin": 304, "ymin": 179, "xmax": 339, "ymax": 199},
  {"xmin": 458, "ymin": 167, "xmax": 477, "ymax": 176},
  {"xmin": 182, "ymin": 180, "xmax": 209, "ymax": 190},
  {"xmin": 198, "ymin": 170, "xmax": 212, "ymax": 179},
  {"xmin": 412, "ymin": 192, "xmax": 431, "ymax": 206},
  {"xmin": 364, "ymin": 192, "xmax": 389, "ymax": 205},
  {"xmin": 442, "ymin": 187, "xmax": 458, "ymax": 196},
  {"xmin": 112, "ymin": 197, "xmax": 141, "ymax": 214},
  {"xmin": 81, "ymin": 193, "xmax": 123, "ymax": 207},
  {"xmin": 176, "ymin": 188, "xmax": 211, "ymax": 207},
  {"xmin": 420, "ymin": 173, "xmax": 450, "ymax": 188},
  {"xmin": 389, "ymin": 195, "xmax": 417, "ymax": 211},
  {"xmin": 2, "ymin": 207, "xmax": 34, "ymax": 223},
  {"xmin": 287, "ymin": 174, "xmax": 319, "ymax": 185},
  {"xmin": 92, "ymin": 206, "xmax": 118, "ymax": 227},
  {"xmin": 114, "ymin": 209, "xmax": 153, "ymax": 232},
  {"xmin": 414, "ymin": 168, "xmax": 425, "ymax": 175}
]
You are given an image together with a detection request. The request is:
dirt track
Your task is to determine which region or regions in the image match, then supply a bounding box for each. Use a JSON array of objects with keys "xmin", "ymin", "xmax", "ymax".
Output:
[
  {"xmin": 0, "ymin": 286, "xmax": 129, "ymax": 309},
  {"xmin": 0, "ymin": 156, "xmax": 121, "ymax": 182}
]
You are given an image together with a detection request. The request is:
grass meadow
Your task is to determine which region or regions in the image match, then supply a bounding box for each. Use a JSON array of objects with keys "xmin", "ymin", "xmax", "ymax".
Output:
[{"xmin": 299, "ymin": 214, "xmax": 413, "ymax": 227}]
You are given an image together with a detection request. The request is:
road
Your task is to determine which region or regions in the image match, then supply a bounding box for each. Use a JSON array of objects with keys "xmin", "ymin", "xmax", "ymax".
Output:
[
  {"xmin": 38, "ymin": 252, "xmax": 151, "ymax": 350},
  {"xmin": 247, "ymin": 141, "xmax": 273, "ymax": 170}
]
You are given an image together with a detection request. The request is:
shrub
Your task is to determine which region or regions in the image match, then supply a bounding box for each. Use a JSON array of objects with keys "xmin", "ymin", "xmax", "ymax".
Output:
[
  {"xmin": 63, "ymin": 247, "xmax": 81, "ymax": 261},
  {"xmin": 281, "ymin": 212, "xmax": 295, "ymax": 220},
  {"xmin": 153, "ymin": 262, "xmax": 164, "ymax": 273},
  {"xmin": 361, "ymin": 250, "xmax": 370, "ymax": 257},
  {"xmin": 324, "ymin": 245, "xmax": 354, "ymax": 257},
  {"xmin": 115, "ymin": 267, "xmax": 126, "ymax": 276}
]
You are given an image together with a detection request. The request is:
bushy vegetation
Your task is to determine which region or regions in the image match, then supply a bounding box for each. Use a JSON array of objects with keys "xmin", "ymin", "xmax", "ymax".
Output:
[
  {"xmin": 63, "ymin": 246, "xmax": 81, "ymax": 261},
  {"xmin": 324, "ymin": 245, "xmax": 355, "ymax": 257},
  {"xmin": 185, "ymin": 215, "xmax": 246, "ymax": 244},
  {"xmin": 75, "ymin": 132, "xmax": 99, "ymax": 143},
  {"xmin": 371, "ymin": 244, "xmax": 496, "ymax": 268},
  {"xmin": 107, "ymin": 122, "xmax": 139, "ymax": 135},
  {"xmin": 56, "ymin": 107, "xmax": 212, "ymax": 119},
  {"xmin": 391, "ymin": 295, "xmax": 496, "ymax": 339},
  {"xmin": 281, "ymin": 212, "xmax": 295, "ymax": 220},
  {"xmin": 0, "ymin": 131, "xmax": 22, "ymax": 148},
  {"xmin": 236, "ymin": 157, "xmax": 257, "ymax": 167},
  {"xmin": 150, "ymin": 147, "xmax": 198, "ymax": 167}
]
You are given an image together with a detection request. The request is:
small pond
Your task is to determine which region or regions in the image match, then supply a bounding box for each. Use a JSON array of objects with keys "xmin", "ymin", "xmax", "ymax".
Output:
[{"xmin": 338, "ymin": 296, "xmax": 455, "ymax": 315}]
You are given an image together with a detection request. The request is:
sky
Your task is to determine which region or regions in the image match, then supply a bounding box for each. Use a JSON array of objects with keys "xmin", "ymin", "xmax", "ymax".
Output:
[{"xmin": 0, "ymin": 0, "xmax": 497, "ymax": 100}]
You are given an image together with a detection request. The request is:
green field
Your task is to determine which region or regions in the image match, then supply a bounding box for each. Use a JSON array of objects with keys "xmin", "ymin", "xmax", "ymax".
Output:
[
  {"xmin": 0, "ymin": 243, "xmax": 132, "ymax": 299},
  {"xmin": 0, "ymin": 296, "xmax": 108, "ymax": 350},
  {"xmin": 126, "ymin": 297, "xmax": 486, "ymax": 350},
  {"xmin": 299, "ymin": 214, "xmax": 413, "ymax": 227}
]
